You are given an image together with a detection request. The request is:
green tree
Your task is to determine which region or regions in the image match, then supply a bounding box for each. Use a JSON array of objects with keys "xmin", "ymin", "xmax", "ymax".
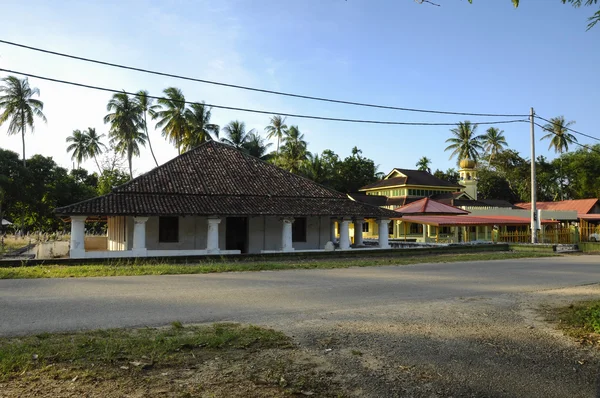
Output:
[
  {"xmin": 243, "ymin": 131, "xmax": 273, "ymax": 160},
  {"xmin": 183, "ymin": 102, "xmax": 219, "ymax": 152},
  {"xmin": 65, "ymin": 129, "xmax": 89, "ymax": 169},
  {"xmin": 476, "ymin": 168, "xmax": 518, "ymax": 202},
  {"xmin": 433, "ymin": 168, "xmax": 460, "ymax": 185},
  {"xmin": 84, "ymin": 128, "xmax": 107, "ymax": 173},
  {"xmin": 155, "ymin": 87, "xmax": 188, "ymax": 155},
  {"xmin": 481, "ymin": 127, "xmax": 508, "ymax": 163},
  {"xmin": 415, "ymin": 156, "xmax": 432, "ymax": 172},
  {"xmin": 103, "ymin": 92, "xmax": 145, "ymax": 178},
  {"xmin": 302, "ymin": 152, "xmax": 328, "ymax": 184},
  {"xmin": 136, "ymin": 90, "xmax": 160, "ymax": 167},
  {"xmin": 445, "ymin": 121, "xmax": 484, "ymax": 163},
  {"xmin": 541, "ymin": 116, "xmax": 577, "ymax": 154},
  {"xmin": 0, "ymin": 76, "xmax": 47, "ymax": 167},
  {"xmin": 264, "ymin": 115, "xmax": 288, "ymax": 154},
  {"xmin": 335, "ymin": 147, "xmax": 379, "ymax": 193},
  {"xmin": 279, "ymin": 125, "xmax": 308, "ymax": 174},
  {"xmin": 221, "ymin": 120, "xmax": 252, "ymax": 150}
]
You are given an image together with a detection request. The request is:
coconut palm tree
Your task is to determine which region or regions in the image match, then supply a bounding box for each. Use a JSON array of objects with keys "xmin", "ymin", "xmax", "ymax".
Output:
[
  {"xmin": 136, "ymin": 90, "xmax": 159, "ymax": 167},
  {"xmin": 103, "ymin": 92, "xmax": 145, "ymax": 178},
  {"xmin": 541, "ymin": 116, "xmax": 577, "ymax": 154},
  {"xmin": 155, "ymin": 87, "xmax": 188, "ymax": 155},
  {"xmin": 0, "ymin": 76, "xmax": 47, "ymax": 167},
  {"xmin": 303, "ymin": 152, "xmax": 328, "ymax": 184},
  {"xmin": 66, "ymin": 129, "xmax": 89, "ymax": 169},
  {"xmin": 221, "ymin": 120, "xmax": 252, "ymax": 150},
  {"xmin": 444, "ymin": 121, "xmax": 484, "ymax": 162},
  {"xmin": 183, "ymin": 102, "xmax": 219, "ymax": 152},
  {"xmin": 264, "ymin": 115, "xmax": 288, "ymax": 154},
  {"xmin": 243, "ymin": 131, "xmax": 273, "ymax": 160},
  {"xmin": 84, "ymin": 127, "xmax": 107, "ymax": 173},
  {"xmin": 480, "ymin": 127, "xmax": 508, "ymax": 163},
  {"xmin": 280, "ymin": 125, "xmax": 308, "ymax": 174},
  {"xmin": 415, "ymin": 156, "xmax": 432, "ymax": 172}
]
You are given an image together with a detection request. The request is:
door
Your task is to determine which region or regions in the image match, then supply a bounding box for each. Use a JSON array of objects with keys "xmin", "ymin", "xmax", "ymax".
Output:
[{"xmin": 226, "ymin": 217, "xmax": 248, "ymax": 253}]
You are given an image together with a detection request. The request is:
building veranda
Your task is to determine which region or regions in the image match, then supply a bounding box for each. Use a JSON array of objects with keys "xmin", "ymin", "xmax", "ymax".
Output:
[{"xmin": 56, "ymin": 141, "xmax": 399, "ymax": 259}]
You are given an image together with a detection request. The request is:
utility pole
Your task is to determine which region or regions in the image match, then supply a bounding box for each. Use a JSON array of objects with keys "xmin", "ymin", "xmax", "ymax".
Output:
[{"xmin": 530, "ymin": 107, "xmax": 538, "ymax": 244}]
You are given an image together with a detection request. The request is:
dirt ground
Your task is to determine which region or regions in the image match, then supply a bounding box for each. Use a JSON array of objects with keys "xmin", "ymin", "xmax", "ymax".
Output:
[{"xmin": 2, "ymin": 285, "xmax": 600, "ymax": 397}]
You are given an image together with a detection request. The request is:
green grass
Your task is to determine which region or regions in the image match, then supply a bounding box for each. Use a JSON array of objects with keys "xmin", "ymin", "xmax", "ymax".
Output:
[
  {"xmin": 0, "ymin": 323, "xmax": 290, "ymax": 380},
  {"xmin": 553, "ymin": 300, "xmax": 600, "ymax": 344},
  {"xmin": 0, "ymin": 251, "xmax": 555, "ymax": 279}
]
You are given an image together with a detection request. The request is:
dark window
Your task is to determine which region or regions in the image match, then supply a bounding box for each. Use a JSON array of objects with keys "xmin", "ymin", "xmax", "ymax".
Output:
[
  {"xmin": 388, "ymin": 222, "xmax": 394, "ymax": 235},
  {"xmin": 362, "ymin": 222, "xmax": 369, "ymax": 233},
  {"xmin": 159, "ymin": 216, "xmax": 179, "ymax": 243},
  {"xmin": 292, "ymin": 217, "xmax": 307, "ymax": 242}
]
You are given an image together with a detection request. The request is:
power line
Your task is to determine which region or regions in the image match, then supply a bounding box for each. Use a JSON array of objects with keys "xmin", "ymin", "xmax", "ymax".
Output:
[
  {"xmin": 533, "ymin": 121, "xmax": 600, "ymax": 155},
  {"xmin": 0, "ymin": 39, "xmax": 529, "ymax": 118},
  {"xmin": 534, "ymin": 115, "xmax": 600, "ymax": 143},
  {"xmin": 0, "ymin": 68, "xmax": 529, "ymax": 127}
]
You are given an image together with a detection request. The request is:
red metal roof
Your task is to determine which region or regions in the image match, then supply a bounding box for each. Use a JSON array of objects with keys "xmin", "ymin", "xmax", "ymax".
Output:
[
  {"xmin": 395, "ymin": 197, "xmax": 469, "ymax": 215},
  {"xmin": 401, "ymin": 215, "xmax": 559, "ymax": 227},
  {"xmin": 515, "ymin": 199, "xmax": 598, "ymax": 214},
  {"xmin": 579, "ymin": 214, "xmax": 600, "ymax": 221}
]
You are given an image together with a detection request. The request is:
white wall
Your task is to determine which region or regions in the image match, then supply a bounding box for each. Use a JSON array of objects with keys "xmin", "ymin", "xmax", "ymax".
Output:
[{"xmin": 466, "ymin": 208, "xmax": 578, "ymax": 221}]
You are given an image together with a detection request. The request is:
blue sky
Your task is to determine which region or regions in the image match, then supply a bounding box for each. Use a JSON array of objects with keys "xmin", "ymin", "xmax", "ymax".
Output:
[{"xmin": 0, "ymin": 0, "xmax": 598, "ymax": 176}]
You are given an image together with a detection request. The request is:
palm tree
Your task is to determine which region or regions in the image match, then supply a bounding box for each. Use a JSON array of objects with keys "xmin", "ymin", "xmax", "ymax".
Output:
[
  {"xmin": 280, "ymin": 125, "xmax": 308, "ymax": 174},
  {"xmin": 243, "ymin": 131, "xmax": 273, "ymax": 160},
  {"xmin": 303, "ymin": 152, "xmax": 328, "ymax": 184},
  {"xmin": 415, "ymin": 156, "xmax": 432, "ymax": 173},
  {"xmin": 136, "ymin": 90, "xmax": 160, "ymax": 167},
  {"xmin": 183, "ymin": 102, "xmax": 219, "ymax": 152},
  {"xmin": 154, "ymin": 87, "xmax": 188, "ymax": 155},
  {"xmin": 0, "ymin": 76, "xmax": 47, "ymax": 167},
  {"xmin": 264, "ymin": 115, "xmax": 288, "ymax": 154},
  {"xmin": 103, "ymin": 92, "xmax": 145, "ymax": 178},
  {"xmin": 444, "ymin": 121, "xmax": 484, "ymax": 162},
  {"xmin": 84, "ymin": 127, "xmax": 107, "ymax": 173},
  {"xmin": 541, "ymin": 116, "xmax": 577, "ymax": 154},
  {"xmin": 221, "ymin": 120, "xmax": 252, "ymax": 150},
  {"xmin": 66, "ymin": 129, "xmax": 89, "ymax": 168},
  {"xmin": 481, "ymin": 127, "xmax": 508, "ymax": 163}
]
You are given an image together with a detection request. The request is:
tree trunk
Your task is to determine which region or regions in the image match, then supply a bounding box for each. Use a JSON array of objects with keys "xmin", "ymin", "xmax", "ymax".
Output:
[
  {"xmin": 94, "ymin": 156, "xmax": 102, "ymax": 174},
  {"xmin": 128, "ymin": 147, "xmax": 133, "ymax": 179},
  {"xmin": 145, "ymin": 113, "xmax": 159, "ymax": 167},
  {"xmin": 21, "ymin": 112, "xmax": 26, "ymax": 168}
]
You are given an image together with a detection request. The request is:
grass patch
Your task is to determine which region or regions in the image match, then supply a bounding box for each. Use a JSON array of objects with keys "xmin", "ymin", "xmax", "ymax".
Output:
[
  {"xmin": 0, "ymin": 323, "xmax": 290, "ymax": 381},
  {"xmin": 553, "ymin": 300, "xmax": 600, "ymax": 345},
  {"xmin": 0, "ymin": 251, "xmax": 554, "ymax": 279}
]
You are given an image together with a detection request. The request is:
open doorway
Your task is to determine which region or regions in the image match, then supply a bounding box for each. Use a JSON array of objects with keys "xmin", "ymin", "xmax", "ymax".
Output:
[{"xmin": 226, "ymin": 217, "xmax": 248, "ymax": 253}]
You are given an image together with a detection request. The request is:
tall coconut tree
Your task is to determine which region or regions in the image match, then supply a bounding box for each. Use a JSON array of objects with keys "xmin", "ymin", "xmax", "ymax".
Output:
[
  {"xmin": 480, "ymin": 127, "xmax": 508, "ymax": 163},
  {"xmin": 0, "ymin": 76, "xmax": 47, "ymax": 167},
  {"xmin": 264, "ymin": 115, "xmax": 288, "ymax": 154},
  {"xmin": 84, "ymin": 127, "xmax": 107, "ymax": 173},
  {"xmin": 103, "ymin": 92, "xmax": 145, "ymax": 178},
  {"xmin": 243, "ymin": 131, "xmax": 273, "ymax": 160},
  {"xmin": 183, "ymin": 102, "xmax": 219, "ymax": 152},
  {"xmin": 415, "ymin": 156, "xmax": 432, "ymax": 172},
  {"xmin": 221, "ymin": 120, "xmax": 252, "ymax": 150},
  {"xmin": 136, "ymin": 90, "xmax": 159, "ymax": 167},
  {"xmin": 280, "ymin": 125, "xmax": 308, "ymax": 174},
  {"xmin": 66, "ymin": 129, "xmax": 89, "ymax": 169},
  {"xmin": 155, "ymin": 87, "xmax": 188, "ymax": 155},
  {"xmin": 444, "ymin": 121, "xmax": 484, "ymax": 162},
  {"xmin": 541, "ymin": 116, "xmax": 577, "ymax": 154}
]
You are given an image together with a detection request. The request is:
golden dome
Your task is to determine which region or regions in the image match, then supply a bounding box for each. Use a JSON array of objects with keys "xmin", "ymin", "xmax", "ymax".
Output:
[{"xmin": 459, "ymin": 159, "xmax": 476, "ymax": 169}]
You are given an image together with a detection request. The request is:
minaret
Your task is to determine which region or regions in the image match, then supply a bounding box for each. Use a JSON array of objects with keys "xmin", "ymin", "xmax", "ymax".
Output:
[{"xmin": 458, "ymin": 159, "xmax": 478, "ymax": 200}]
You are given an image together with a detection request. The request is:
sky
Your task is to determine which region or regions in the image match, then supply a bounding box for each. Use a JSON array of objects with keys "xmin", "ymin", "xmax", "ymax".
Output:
[{"xmin": 0, "ymin": 0, "xmax": 598, "ymax": 177}]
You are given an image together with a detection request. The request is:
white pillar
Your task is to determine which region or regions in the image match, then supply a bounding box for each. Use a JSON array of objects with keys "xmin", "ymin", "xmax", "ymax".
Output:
[
  {"xmin": 422, "ymin": 224, "xmax": 427, "ymax": 242},
  {"xmin": 330, "ymin": 218, "xmax": 337, "ymax": 243},
  {"xmin": 132, "ymin": 216, "xmax": 149, "ymax": 256},
  {"xmin": 353, "ymin": 219, "xmax": 364, "ymax": 246},
  {"xmin": 339, "ymin": 217, "xmax": 351, "ymax": 250},
  {"xmin": 69, "ymin": 215, "xmax": 87, "ymax": 259},
  {"xmin": 454, "ymin": 226, "xmax": 459, "ymax": 243},
  {"xmin": 281, "ymin": 217, "xmax": 295, "ymax": 252},
  {"xmin": 378, "ymin": 219, "xmax": 391, "ymax": 249},
  {"xmin": 207, "ymin": 217, "xmax": 221, "ymax": 254}
]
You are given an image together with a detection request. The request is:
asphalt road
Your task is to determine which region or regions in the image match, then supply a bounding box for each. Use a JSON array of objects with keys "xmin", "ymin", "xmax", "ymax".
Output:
[{"xmin": 1, "ymin": 255, "xmax": 599, "ymax": 336}]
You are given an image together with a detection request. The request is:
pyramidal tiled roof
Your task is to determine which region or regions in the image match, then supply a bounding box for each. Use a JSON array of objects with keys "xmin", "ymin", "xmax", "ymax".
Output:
[
  {"xmin": 394, "ymin": 198, "xmax": 469, "ymax": 215},
  {"xmin": 56, "ymin": 141, "xmax": 398, "ymax": 218}
]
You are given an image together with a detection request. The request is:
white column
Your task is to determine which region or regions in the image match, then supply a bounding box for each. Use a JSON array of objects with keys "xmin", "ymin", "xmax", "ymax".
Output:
[
  {"xmin": 132, "ymin": 216, "xmax": 149, "ymax": 256},
  {"xmin": 69, "ymin": 215, "xmax": 87, "ymax": 259},
  {"xmin": 422, "ymin": 224, "xmax": 427, "ymax": 242},
  {"xmin": 330, "ymin": 218, "xmax": 337, "ymax": 243},
  {"xmin": 281, "ymin": 217, "xmax": 295, "ymax": 252},
  {"xmin": 353, "ymin": 219, "xmax": 364, "ymax": 246},
  {"xmin": 339, "ymin": 217, "xmax": 351, "ymax": 250},
  {"xmin": 485, "ymin": 226, "xmax": 489, "ymax": 241},
  {"xmin": 207, "ymin": 217, "xmax": 221, "ymax": 254},
  {"xmin": 454, "ymin": 226, "xmax": 459, "ymax": 243},
  {"xmin": 378, "ymin": 219, "xmax": 391, "ymax": 249}
]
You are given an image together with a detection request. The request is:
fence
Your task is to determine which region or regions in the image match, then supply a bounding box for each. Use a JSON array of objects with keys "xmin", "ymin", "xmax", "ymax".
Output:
[
  {"xmin": 498, "ymin": 228, "xmax": 575, "ymax": 244},
  {"xmin": 580, "ymin": 225, "xmax": 600, "ymax": 242}
]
